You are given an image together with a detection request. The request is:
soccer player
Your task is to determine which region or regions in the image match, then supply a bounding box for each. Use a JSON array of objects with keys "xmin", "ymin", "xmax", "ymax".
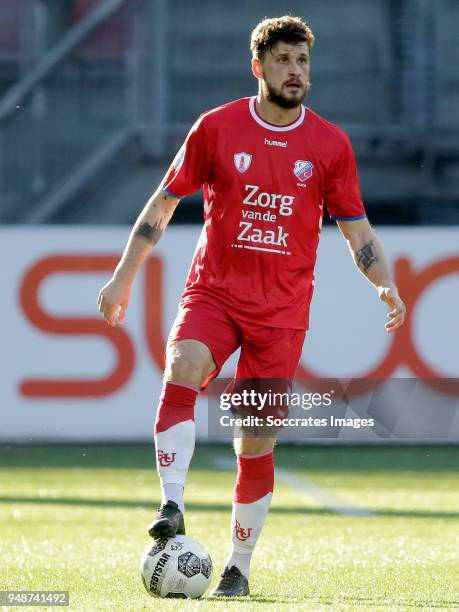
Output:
[{"xmin": 98, "ymin": 16, "xmax": 406, "ymax": 597}]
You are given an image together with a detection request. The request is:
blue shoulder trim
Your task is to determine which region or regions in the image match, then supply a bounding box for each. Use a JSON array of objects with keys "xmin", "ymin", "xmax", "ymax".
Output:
[
  {"xmin": 330, "ymin": 214, "xmax": 367, "ymax": 221},
  {"xmin": 162, "ymin": 186, "xmax": 182, "ymax": 199}
]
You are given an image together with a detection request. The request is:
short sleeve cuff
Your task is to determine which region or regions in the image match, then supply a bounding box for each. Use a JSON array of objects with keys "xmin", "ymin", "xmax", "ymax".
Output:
[
  {"xmin": 162, "ymin": 186, "xmax": 182, "ymax": 199},
  {"xmin": 330, "ymin": 214, "xmax": 367, "ymax": 221}
]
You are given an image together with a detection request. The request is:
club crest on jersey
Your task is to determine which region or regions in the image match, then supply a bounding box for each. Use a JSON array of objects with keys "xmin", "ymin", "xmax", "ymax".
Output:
[
  {"xmin": 234, "ymin": 152, "xmax": 252, "ymax": 173},
  {"xmin": 293, "ymin": 160, "xmax": 313, "ymax": 182},
  {"xmin": 157, "ymin": 449, "xmax": 176, "ymax": 467}
]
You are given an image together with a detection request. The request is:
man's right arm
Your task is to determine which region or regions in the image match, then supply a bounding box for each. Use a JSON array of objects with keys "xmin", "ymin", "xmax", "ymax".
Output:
[{"xmin": 97, "ymin": 186, "xmax": 180, "ymax": 326}]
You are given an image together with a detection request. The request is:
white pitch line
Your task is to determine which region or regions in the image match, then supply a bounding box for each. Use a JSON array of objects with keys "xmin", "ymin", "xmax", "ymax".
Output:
[
  {"xmin": 213, "ymin": 456, "xmax": 374, "ymax": 517},
  {"xmin": 275, "ymin": 468, "xmax": 374, "ymax": 517}
]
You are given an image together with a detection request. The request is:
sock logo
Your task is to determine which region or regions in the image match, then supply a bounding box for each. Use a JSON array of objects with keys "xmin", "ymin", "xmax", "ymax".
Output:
[
  {"xmin": 157, "ymin": 449, "xmax": 177, "ymax": 467},
  {"xmin": 234, "ymin": 519, "xmax": 252, "ymax": 541}
]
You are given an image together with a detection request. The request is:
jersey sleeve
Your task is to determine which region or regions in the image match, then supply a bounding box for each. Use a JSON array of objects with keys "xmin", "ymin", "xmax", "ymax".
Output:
[
  {"xmin": 324, "ymin": 134, "xmax": 366, "ymax": 221},
  {"xmin": 162, "ymin": 115, "xmax": 210, "ymax": 199}
]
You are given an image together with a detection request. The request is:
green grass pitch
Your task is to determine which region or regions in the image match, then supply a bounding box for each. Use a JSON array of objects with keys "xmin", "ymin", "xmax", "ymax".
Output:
[{"xmin": 0, "ymin": 444, "xmax": 458, "ymax": 611}]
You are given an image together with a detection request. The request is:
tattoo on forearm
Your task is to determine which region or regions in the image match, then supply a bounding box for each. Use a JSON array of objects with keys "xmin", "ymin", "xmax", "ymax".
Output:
[
  {"xmin": 135, "ymin": 221, "xmax": 163, "ymax": 244},
  {"xmin": 356, "ymin": 240, "xmax": 379, "ymax": 273}
]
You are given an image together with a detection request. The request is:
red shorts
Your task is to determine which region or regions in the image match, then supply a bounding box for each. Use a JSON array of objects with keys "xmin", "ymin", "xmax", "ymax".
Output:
[{"xmin": 167, "ymin": 295, "xmax": 306, "ymax": 386}]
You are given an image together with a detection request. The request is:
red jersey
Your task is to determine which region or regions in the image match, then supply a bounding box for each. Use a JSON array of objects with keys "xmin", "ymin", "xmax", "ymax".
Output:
[{"xmin": 162, "ymin": 96, "xmax": 366, "ymax": 329}]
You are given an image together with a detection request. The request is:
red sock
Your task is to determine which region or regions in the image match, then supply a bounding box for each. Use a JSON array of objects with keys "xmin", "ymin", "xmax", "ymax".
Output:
[
  {"xmin": 234, "ymin": 451, "xmax": 274, "ymax": 503},
  {"xmin": 154, "ymin": 381, "xmax": 198, "ymax": 434}
]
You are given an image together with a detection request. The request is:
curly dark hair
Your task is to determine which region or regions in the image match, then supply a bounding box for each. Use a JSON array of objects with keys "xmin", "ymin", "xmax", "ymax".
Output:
[{"xmin": 250, "ymin": 15, "xmax": 315, "ymax": 60}]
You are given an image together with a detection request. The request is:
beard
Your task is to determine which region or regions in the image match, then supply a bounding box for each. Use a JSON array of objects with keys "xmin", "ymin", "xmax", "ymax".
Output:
[{"xmin": 263, "ymin": 78, "xmax": 310, "ymax": 109}]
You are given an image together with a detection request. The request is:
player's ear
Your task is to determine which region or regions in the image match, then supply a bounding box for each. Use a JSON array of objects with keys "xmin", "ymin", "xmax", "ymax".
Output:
[{"xmin": 251, "ymin": 57, "xmax": 263, "ymax": 80}]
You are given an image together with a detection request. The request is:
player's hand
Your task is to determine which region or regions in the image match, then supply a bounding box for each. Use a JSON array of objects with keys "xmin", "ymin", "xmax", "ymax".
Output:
[
  {"xmin": 378, "ymin": 286, "xmax": 406, "ymax": 333},
  {"xmin": 97, "ymin": 276, "xmax": 132, "ymax": 327}
]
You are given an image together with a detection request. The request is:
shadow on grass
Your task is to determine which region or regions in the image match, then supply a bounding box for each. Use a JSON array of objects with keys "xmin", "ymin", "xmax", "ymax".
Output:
[
  {"xmin": 0, "ymin": 496, "xmax": 458, "ymax": 519},
  {"xmin": 0, "ymin": 444, "xmax": 458, "ymax": 472}
]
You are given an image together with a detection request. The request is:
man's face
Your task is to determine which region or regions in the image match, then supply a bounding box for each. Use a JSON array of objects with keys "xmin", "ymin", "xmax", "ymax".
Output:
[{"xmin": 254, "ymin": 41, "xmax": 311, "ymax": 109}]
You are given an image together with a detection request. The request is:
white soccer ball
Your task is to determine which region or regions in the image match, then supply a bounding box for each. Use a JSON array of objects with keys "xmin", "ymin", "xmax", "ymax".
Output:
[{"xmin": 140, "ymin": 535, "xmax": 213, "ymax": 599}]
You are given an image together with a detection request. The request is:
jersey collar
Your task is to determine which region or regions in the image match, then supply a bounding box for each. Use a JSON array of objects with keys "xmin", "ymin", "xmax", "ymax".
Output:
[{"xmin": 249, "ymin": 96, "xmax": 305, "ymax": 132}]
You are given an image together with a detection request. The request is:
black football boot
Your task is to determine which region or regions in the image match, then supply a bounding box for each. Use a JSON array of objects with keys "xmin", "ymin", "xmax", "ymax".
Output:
[
  {"xmin": 210, "ymin": 566, "xmax": 250, "ymax": 597},
  {"xmin": 147, "ymin": 500, "xmax": 186, "ymax": 539}
]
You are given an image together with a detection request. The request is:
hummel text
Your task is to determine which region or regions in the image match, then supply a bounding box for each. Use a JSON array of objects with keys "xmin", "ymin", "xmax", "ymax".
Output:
[{"xmin": 264, "ymin": 138, "xmax": 287, "ymax": 148}]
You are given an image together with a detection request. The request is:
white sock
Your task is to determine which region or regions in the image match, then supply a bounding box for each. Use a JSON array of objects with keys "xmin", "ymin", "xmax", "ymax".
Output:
[
  {"xmin": 224, "ymin": 550, "xmax": 252, "ymax": 579},
  {"xmin": 155, "ymin": 420, "xmax": 195, "ymax": 514},
  {"xmin": 161, "ymin": 483, "xmax": 184, "ymax": 513},
  {"xmin": 225, "ymin": 492, "xmax": 273, "ymax": 579}
]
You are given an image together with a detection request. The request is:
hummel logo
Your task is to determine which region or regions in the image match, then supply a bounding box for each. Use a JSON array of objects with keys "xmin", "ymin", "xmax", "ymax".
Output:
[{"xmin": 264, "ymin": 138, "xmax": 287, "ymax": 148}]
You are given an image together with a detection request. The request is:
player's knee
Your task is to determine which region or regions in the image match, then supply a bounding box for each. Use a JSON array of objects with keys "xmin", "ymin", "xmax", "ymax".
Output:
[
  {"xmin": 164, "ymin": 342, "xmax": 211, "ymax": 387},
  {"xmin": 165, "ymin": 352, "xmax": 196, "ymax": 384},
  {"xmin": 234, "ymin": 436, "xmax": 276, "ymax": 456}
]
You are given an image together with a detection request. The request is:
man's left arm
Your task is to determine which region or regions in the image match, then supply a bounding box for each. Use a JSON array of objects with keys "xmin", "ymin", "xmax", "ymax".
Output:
[{"xmin": 336, "ymin": 217, "xmax": 406, "ymax": 333}]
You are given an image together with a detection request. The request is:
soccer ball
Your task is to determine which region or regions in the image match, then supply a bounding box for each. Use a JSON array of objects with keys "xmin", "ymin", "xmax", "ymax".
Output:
[{"xmin": 140, "ymin": 535, "xmax": 213, "ymax": 599}]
